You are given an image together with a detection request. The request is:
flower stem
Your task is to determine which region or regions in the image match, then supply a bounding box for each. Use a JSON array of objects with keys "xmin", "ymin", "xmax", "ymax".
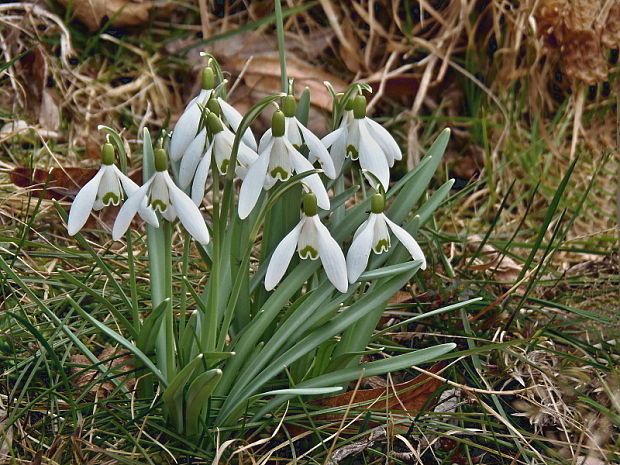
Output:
[{"xmin": 274, "ymin": 0, "xmax": 287, "ymax": 93}]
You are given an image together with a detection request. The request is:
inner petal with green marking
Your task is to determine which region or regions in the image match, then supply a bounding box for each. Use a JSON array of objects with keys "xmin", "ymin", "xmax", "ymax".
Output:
[
  {"xmin": 346, "ymin": 144, "xmax": 359, "ymax": 160},
  {"xmin": 270, "ymin": 166, "xmax": 290, "ymax": 181},
  {"xmin": 298, "ymin": 245, "xmax": 318, "ymax": 260},
  {"xmin": 102, "ymin": 191, "xmax": 121, "ymax": 206},
  {"xmin": 373, "ymin": 238, "xmax": 390, "ymax": 254},
  {"xmin": 150, "ymin": 199, "xmax": 168, "ymax": 212}
]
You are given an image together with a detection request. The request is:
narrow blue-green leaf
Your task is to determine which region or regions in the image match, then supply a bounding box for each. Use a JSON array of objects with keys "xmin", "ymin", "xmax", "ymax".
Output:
[
  {"xmin": 357, "ymin": 260, "xmax": 422, "ymax": 281},
  {"xmin": 258, "ymin": 387, "xmax": 342, "ymax": 397},
  {"xmin": 68, "ymin": 297, "xmax": 167, "ymax": 386},
  {"xmin": 252, "ymin": 343, "xmax": 456, "ymax": 420}
]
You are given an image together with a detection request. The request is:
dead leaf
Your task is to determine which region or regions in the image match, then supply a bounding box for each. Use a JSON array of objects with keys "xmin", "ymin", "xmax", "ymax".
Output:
[
  {"xmin": 225, "ymin": 55, "xmax": 347, "ymax": 111},
  {"xmin": 10, "ymin": 167, "xmax": 98, "ymax": 200},
  {"xmin": 0, "ymin": 408, "xmax": 12, "ymax": 462},
  {"xmin": 467, "ymin": 235, "xmax": 522, "ymax": 283},
  {"xmin": 39, "ymin": 89, "xmax": 61, "ymax": 131},
  {"xmin": 55, "ymin": 0, "xmax": 154, "ymax": 31},
  {"xmin": 317, "ymin": 362, "xmax": 444, "ymax": 414},
  {"xmin": 70, "ymin": 346, "xmax": 135, "ymax": 397}
]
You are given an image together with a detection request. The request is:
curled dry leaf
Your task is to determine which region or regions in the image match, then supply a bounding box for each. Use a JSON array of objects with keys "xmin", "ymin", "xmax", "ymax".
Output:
[
  {"xmin": 467, "ymin": 235, "xmax": 522, "ymax": 284},
  {"xmin": 69, "ymin": 346, "xmax": 135, "ymax": 397},
  {"xmin": 55, "ymin": 0, "xmax": 153, "ymax": 31}
]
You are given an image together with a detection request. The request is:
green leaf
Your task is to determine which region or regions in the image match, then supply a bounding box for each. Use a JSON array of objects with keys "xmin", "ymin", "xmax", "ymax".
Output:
[
  {"xmin": 357, "ymin": 261, "xmax": 422, "ymax": 281},
  {"xmin": 136, "ymin": 298, "xmax": 171, "ymax": 354},
  {"xmin": 258, "ymin": 387, "xmax": 342, "ymax": 397},
  {"xmin": 162, "ymin": 354, "xmax": 206, "ymax": 432},
  {"xmin": 67, "ymin": 297, "xmax": 167, "ymax": 386},
  {"xmin": 387, "ymin": 128, "xmax": 450, "ymax": 223},
  {"xmin": 185, "ymin": 369, "xmax": 223, "ymax": 436},
  {"xmin": 252, "ymin": 343, "xmax": 456, "ymax": 420}
]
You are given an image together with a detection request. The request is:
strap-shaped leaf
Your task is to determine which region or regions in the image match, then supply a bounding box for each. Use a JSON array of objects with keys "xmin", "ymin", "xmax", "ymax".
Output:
[
  {"xmin": 185, "ymin": 369, "xmax": 223, "ymax": 436},
  {"xmin": 252, "ymin": 343, "xmax": 456, "ymax": 420}
]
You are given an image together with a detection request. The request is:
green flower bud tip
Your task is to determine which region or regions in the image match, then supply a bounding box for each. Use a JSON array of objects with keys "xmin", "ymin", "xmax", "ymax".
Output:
[
  {"xmin": 353, "ymin": 95, "xmax": 366, "ymax": 119},
  {"xmin": 201, "ymin": 66, "xmax": 215, "ymax": 90},
  {"xmin": 154, "ymin": 148, "xmax": 168, "ymax": 172},
  {"xmin": 370, "ymin": 193, "xmax": 385, "ymax": 214},
  {"xmin": 101, "ymin": 143, "xmax": 115, "ymax": 165},
  {"xmin": 206, "ymin": 98, "xmax": 221, "ymax": 115},
  {"xmin": 302, "ymin": 192, "xmax": 318, "ymax": 217},
  {"xmin": 207, "ymin": 112, "xmax": 224, "ymax": 133},
  {"xmin": 272, "ymin": 110, "xmax": 286, "ymax": 138},
  {"xmin": 282, "ymin": 95, "xmax": 297, "ymax": 117}
]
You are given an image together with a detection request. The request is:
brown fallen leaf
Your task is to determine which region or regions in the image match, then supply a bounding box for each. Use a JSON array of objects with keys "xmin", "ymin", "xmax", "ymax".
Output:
[
  {"xmin": 55, "ymin": 0, "xmax": 154, "ymax": 31},
  {"xmin": 225, "ymin": 55, "xmax": 348, "ymax": 111},
  {"xmin": 467, "ymin": 235, "xmax": 522, "ymax": 284},
  {"xmin": 285, "ymin": 362, "xmax": 445, "ymax": 438},
  {"xmin": 10, "ymin": 167, "xmax": 98, "ymax": 200},
  {"xmin": 70, "ymin": 346, "xmax": 135, "ymax": 397}
]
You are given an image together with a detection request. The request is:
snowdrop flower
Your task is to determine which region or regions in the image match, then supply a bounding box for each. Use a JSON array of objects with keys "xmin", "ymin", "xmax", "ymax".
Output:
[
  {"xmin": 238, "ymin": 110, "xmax": 330, "ymax": 219},
  {"xmin": 318, "ymin": 98, "xmax": 354, "ymax": 176},
  {"xmin": 67, "ymin": 143, "xmax": 158, "ymax": 235},
  {"xmin": 322, "ymin": 95, "xmax": 402, "ymax": 190},
  {"xmin": 258, "ymin": 95, "xmax": 335, "ymax": 178},
  {"xmin": 170, "ymin": 67, "xmax": 257, "ymax": 162},
  {"xmin": 346, "ymin": 193, "xmax": 426, "ymax": 283},
  {"xmin": 179, "ymin": 111, "xmax": 258, "ymax": 205},
  {"xmin": 169, "ymin": 67, "xmax": 215, "ymax": 162},
  {"xmin": 266, "ymin": 193, "xmax": 347, "ymax": 293},
  {"xmin": 112, "ymin": 148, "xmax": 210, "ymax": 245}
]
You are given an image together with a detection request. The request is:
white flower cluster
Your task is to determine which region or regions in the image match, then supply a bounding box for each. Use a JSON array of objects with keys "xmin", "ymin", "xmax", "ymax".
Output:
[{"xmin": 66, "ymin": 65, "xmax": 426, "ymax": 294}]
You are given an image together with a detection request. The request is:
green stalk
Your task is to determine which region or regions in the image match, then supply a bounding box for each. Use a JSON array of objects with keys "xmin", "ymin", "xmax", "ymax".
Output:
[
  {"xmin": 274, "ymin": 0, "xmax": 288, "ymax": 92},
  {"xmin": 179, "ymin": 232, "xmax": 192, "ymax": 333}
]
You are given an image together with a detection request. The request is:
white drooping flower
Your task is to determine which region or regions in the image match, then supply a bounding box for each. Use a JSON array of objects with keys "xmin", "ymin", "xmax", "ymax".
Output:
[
  {"xmin": 321, "ymin": 95, "xmax": 402, "ymax": 190},
  {"xmin": 67, "ymin": 143, "xmax": 158, "ymax": 236},
  {"xmin": 258, "ymin": 95, "xmax": 335, "ymax": 179},
  {"xmin": 169, "ymin": 66, "xmax": 257, "ymax": 162},
  {"xmin": 112, "ymin": 148, "xmax": 210, "ymax": 245},
  {"xmin": 178, "ymin": 112, "xmax": 258, "ymax": 205},
  {"xmin": 346, "ymin": 193, "xmax": 426, "ymax": 283},
  {"xmin": 238, "ymin": 110, "xmax": 330, "ymax": 219},
  {"xmin": 318, "ymin": 107, "xmax": 353, "ymax": 176},
  {"xmin": 265, "ymin": 193, "xmax": 347, "ymax": 293}
]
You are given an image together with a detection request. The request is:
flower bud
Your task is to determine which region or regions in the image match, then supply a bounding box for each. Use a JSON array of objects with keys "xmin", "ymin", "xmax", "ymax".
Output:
[
  {"xmin": 154, "ymin": 148, "xmax": 168, "ymax": 172},
  {"xmin": 201, "ymin": 67, "xmax": 215, "ymax": 90},
  {"xmin": 101, "ymin": 143, "xmax": 115, "ymax": 165},
  {"xmin": 302, "ymin": 192, "xmax": 318, "ymax": 217},
  {"xmin": 282, "ymin": 95, "xmax": 297, "ymax": 117},
  {"xmin": 370, "ymin": 193, "xmax": 385, "ymax": 214},
  {"xmin": 207, "ymin": 112, "xmax": 224, "ymax": 134},
  {"xmin": 206, "ymin": 98, "xmax": 221, "ymax": 116},
  {"xmin": 352, "ymin": 95, "xmax": 366, "ymax": 119},
  {"xmin": 272, "ymin": 110, "xmax": 286, "ymax": 138}
]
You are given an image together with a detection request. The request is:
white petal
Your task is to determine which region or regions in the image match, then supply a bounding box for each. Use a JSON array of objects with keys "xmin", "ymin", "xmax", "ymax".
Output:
[
  {"xmin": 265, "ymin": 220, "xmax": 304, "ymax": 290},
  {"xmin": 67, "ymin": 167, "xmax": 105, "ymax": 235},
  {"xmin": 286, "ymin": 118, "xmax": 303, "ymax": 146},
  {"xmin": 358, "ymin": 130, "xmax": 390, "ymax": 190},
  {"xmin": 170, "ymin": 103, "xmax": 202, "ymax": 162},
  {"xmin": 384, "ymin": 216, "xmax": 426, "ymax": 270},
  {"xmin": 112, "ymin": 177, "xmax": 154, "ymax": 240},
  {"xmin": 366, "ymin": 118, "xmax": 402, "ymax": 165},
  {"xmin": 112, "ymin": 165, "xmax": 139, "ymax": 194},
  {"xmin": 238, "ymin": 145, "xmax": 271, "ymax": 219},
  {"xmin": 258, "ymin": 128, "xmax": 273, "ymax": 154},
  {"xmin": 185, "ymin": 89, "xmax": 211, "ymax": 111},
  {"xmin": 178, "ymin": 128, "xmax": 207, "ymax": 188},
  {"xmin": 328, "ymin": 129, "xmax": 347, "ymax": 176},
  {"xmin": 164, "ymin": 172, "xmax": 210, "ymax": 245},
  {"xmin": 297, "ymin": 120, "xmax": 336, "ymax": 179},
  {"xmin": 161, "ymin": 203, "xmax": 177, "ymax": 222},
  {"xmin": 320, "ymin": 127, "xmax": 346, "ymax": 149},
  {"xmin": 217, "ymin": 97, "xmax": 257, "ymax": 151},
  {"xmin": 346, "ymin": 215, "xmax": 376, "ymax": 283},
  {"xmin": 312, "ymin": 216, "xmax": 348, "ymax": 292},
  {"xmin": 191, "ymin": 143, "xmax": 213, "ymax": 206},
  {"xmin": 112, "ymin": 165, "xmax": 158, "ymax": 227},
  {"xmin": 288, "ymin": 145, "xmax": 330, "ymax": 211}
]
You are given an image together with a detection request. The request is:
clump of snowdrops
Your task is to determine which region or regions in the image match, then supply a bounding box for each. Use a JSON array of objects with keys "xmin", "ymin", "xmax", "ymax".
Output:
[{"xmin": 63, "ymin": 57, "xmax": 467, "ymax": 438}]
